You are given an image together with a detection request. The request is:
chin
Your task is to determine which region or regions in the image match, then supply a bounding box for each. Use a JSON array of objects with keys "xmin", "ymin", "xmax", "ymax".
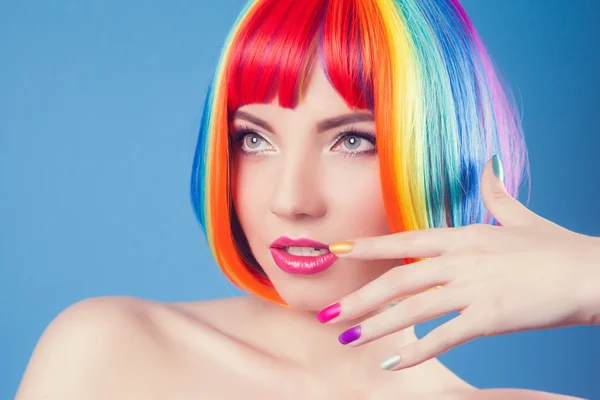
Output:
[
  {"xmin": 277, "ymin": 289, "xmax": 343, "ymax": 311},
  {"xmin": 265, "ymin": 262, "xmax": 391, "ymax": 311}
]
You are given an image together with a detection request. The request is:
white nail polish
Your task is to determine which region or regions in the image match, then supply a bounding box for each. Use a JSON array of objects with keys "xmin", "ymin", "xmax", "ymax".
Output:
[{"xmin": 380, "ymin": 355, "xmax": 401, "ymax": 370}]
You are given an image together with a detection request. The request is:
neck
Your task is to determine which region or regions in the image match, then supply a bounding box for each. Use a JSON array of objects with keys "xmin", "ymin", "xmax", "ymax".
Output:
[{"xmin": 247, "ymin": 296, "xmax": 467, "ymax": 394}]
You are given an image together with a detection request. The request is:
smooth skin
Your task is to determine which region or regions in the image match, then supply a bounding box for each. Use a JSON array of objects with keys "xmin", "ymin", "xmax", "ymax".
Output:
[
  {"xmin": 15, "ymin": 64, "xmax": 595, "ymax": 399},
  {"xmin": 15, "ymin": 296, "xmax": 586, "ymax": 400},
  {"xmin": 323, "ymin": 160, "xmax": 600, "ymax": 371}
]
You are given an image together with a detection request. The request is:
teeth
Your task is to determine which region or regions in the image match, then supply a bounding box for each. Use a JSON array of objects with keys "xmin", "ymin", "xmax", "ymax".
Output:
[{"xmin": 284, "ymin": 246, "xmax": 329, "ymax": 257}]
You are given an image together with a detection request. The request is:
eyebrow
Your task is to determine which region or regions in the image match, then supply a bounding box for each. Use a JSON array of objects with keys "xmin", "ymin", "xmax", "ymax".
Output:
[{"xmin": 232, "ymin": 110, "xmax": 374, "ymax": 134}]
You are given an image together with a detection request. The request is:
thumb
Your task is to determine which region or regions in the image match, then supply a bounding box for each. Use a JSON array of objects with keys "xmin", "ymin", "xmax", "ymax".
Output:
[{"xmin": 480, "ymin": 155, "xmax": 539, "ymax": 226}]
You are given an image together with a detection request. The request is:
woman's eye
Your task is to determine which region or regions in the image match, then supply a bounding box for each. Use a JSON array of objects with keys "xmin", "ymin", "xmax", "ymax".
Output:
[
  {"xmin": 243, "ymin": 133, "xmax": 263, "ymax": 149},
  {"xmin": 332, "ymin": 133, "xmax": 376, "ymax": 155},
  {"xmin": 236, "ymin": 131, "xmax": 274, "ymax": 154},
  {"xmin": 342, "ymin": 136, "xmax": 362, "ymax": 150}
]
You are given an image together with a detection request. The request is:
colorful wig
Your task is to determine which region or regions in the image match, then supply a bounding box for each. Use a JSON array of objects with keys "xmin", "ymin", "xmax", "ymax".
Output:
[{"xmin": 190, "ymin": 0, "xmax": 529, "ymax": 306}]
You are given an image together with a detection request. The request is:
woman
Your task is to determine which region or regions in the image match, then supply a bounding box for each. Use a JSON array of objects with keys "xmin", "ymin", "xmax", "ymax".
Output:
[{"xmin": 16, "ymin": 0, "xmax": 599, "ymax": 399}]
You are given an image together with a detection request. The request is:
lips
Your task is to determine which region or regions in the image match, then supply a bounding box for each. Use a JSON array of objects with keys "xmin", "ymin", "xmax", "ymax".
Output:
[
  {"xmin": 269, "ymin": 236, "xmax": 338, "ymax": 275},
  {"xmin": 271, "ymin": 236, "xmax": 329, "ymax": 250}
]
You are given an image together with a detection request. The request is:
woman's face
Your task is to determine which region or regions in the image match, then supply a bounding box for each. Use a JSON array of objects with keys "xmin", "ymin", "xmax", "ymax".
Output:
[{"xmin": 231, "ymin": 64, "xmax": 397, "ymax": 310}]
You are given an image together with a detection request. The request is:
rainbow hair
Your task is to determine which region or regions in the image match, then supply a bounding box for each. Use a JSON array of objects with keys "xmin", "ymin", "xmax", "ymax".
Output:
[{"xmin": 190, "ymin": 0, "xmax": 529, "ymax": 306}]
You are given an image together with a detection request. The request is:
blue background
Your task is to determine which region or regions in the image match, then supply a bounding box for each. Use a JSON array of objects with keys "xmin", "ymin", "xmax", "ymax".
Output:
[{"xmin": 1, "ymin": 0, "xmax": 599, "ymax": 398}]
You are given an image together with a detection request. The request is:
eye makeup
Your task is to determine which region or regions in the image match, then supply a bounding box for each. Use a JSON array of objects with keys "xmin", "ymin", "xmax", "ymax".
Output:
[
  {"xmin": 330, "ymin": 126, "xmax": 377, "ymax": 158},
  {"xmin": 230, "ymin": 124, "xmax": 377, "ymax": 158},
  {"xmin": 231, "ymin": 124, "xmax": 276, "ymax": 156}
]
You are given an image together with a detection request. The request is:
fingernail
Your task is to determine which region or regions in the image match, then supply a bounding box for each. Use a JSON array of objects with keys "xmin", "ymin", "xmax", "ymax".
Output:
[
  {"xmin": 426, "ymin": 285, "xmax": 444, "ymax": 292},
  {"xmin": 329, "ymin": 241, "xmax": 353, "ymax": 255},
  {"xmin": 492, "ymin": 154, "xmax": 504, "ymax": 183},
  {"xmin": 338, "ymin": 325, "xmax": 361, "ymax": 345},
  {"xmin": 317, "ymin": 303, "xmax": 341, "ymax": 323},
  {"xmin": 380, "ymin": 355, "xmax": 401, "ymax": 370}
]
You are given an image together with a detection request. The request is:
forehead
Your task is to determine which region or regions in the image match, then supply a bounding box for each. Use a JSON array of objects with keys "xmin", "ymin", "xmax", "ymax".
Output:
[{"xmin": 299, "ymin": 64, "xmax": 355, "ymax": 114}]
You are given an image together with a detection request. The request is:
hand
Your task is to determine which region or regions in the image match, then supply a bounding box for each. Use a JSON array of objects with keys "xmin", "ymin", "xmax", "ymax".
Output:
[{"xmin": 318, "ymin": 156, "xmax": 600, "ymax": 371}]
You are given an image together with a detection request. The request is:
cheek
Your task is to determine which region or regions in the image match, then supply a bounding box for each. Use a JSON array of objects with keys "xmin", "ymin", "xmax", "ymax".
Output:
[
  {"xmin": 231, "ymin": 157, "xmax": 274, "ymax": 236},
  {"xmin": 324, "ymin": 160, "xmax": 390, "ymax": 234}
]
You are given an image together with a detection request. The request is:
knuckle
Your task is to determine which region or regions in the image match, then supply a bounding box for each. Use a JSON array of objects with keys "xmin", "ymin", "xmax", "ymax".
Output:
[
  {"xmin": 402, "ymin": 293, "xmax": 427, "ymax": 318},
  {"xmin": 491, "ymin": 186, "xmax": 508, "ymax": 200},
  {"xmin": 467, "ymin": 223, "xmax": 495, "ymax": 236},
  {"xmin": 352, "ymin": 287, "xmax": 381, "ymax": 309},
  {"xmin": 451, "ymin": 225, "xmax": 488, "ymax": 252},
  {"xmin": 476, "ymin": 298, "xmax": 505, "ymax": 336},
  {"xmin": 378, "ymin": 266, "xmax": 406, "ymax": 293},
  {"xmin": 401, "ymin": 343, "xmax": 421, "ymax": 366},
  {"xmin": 399, "ymin": 232, "xmax": 420, "ymax": 252},
  {"xmin": 465, "ymin": 251, "xmax": 487, "ymax": 269},
  {"xmin": 405, "ymin": 229, "xmax": 433, "ymax": 250},
  {"xmin": 353, "ymin": 270, "xmax": 402, "ymax": 306},
  {"xmin": 459, "ymin": 312, "xmax": 485, "ymax": 339},
  {"xmin": 386, "ymin": 264, "xmax": 407, "ymax": 280},
  {"xmin": 433, "ymin": 325, "xmax": 456, "ymax": 348},
  {"xmin": 487, "ymin": 294, "xmax": 507, "ymax": 315},
  {"xmin": 446, "ymin": 250, "xmax": 486, "ymax": 275}
]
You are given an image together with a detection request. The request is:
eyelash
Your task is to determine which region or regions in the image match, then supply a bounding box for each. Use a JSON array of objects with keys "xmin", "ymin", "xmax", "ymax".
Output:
[{"xmin": 231, "ymin": 125, "xmax": 377, "ymax": 158}]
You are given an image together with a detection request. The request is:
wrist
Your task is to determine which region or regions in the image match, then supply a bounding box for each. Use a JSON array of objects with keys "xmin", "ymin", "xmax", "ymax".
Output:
[{"xmin": 576, "ymin": 235, "xmax": 600, "ymax": 326}]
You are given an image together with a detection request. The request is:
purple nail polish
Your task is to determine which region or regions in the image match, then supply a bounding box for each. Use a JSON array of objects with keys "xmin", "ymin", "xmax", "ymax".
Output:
[
  {"xmin": 317, "ymin": 303, "xmax": 341, "ymax": 323},
  {"xmin": 339, "ymin": 325, "xmax": 361, "ymax": 345}
]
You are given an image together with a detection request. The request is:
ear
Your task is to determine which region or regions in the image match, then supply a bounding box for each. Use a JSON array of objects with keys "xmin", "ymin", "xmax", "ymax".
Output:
[{"xmin": 480, "ymin": 155, "xmax": 540, "ymax": 227}]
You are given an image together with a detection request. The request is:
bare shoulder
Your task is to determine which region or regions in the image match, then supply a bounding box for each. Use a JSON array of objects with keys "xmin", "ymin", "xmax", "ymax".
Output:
[
  {"xmin": 15, "ymin": 296, "xmax": 182, "ymax": 399},
  {"xmin": 15, "ymin": 295, "xmax": 295, "ymax": 400}
]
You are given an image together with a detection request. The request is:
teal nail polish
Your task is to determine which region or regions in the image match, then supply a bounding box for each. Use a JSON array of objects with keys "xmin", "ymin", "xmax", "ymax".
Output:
[
  {"xmin": 492, "ymin": 154, "xmax": 504, "ymax": 183},
  {"xmin": 380, "ymin": 355, "xmax": 401, "ymax": 370}
]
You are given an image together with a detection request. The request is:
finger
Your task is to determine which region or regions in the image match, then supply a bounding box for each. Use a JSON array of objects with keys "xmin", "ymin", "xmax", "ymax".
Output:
[
  {"xmin": 327, "ymin": 257, "xmax": 457, "ymax": 323},
  {"xmin": 337, "ymin": 285, "xmax": 467, "ymax": 348},
  {"xmin": 480, "ymin": 155, "xmax": 540, "ymax": 227},
  {"xmin": 328, "ymin": 227, "xmax": 467, "ymax": 260},
  {"xmin": 381, "ymin": 313, "xmax": 480, "ymax": 371}
]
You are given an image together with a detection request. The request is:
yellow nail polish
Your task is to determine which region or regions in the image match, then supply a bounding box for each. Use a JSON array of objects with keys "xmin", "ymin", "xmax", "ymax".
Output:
[
  {"xmin": 427, "ymin": 285, "xmax": 444, "ymax": 291},
  {"xmin": 329, "ymin": 241, "xmax": 354, "ymax": 254}
]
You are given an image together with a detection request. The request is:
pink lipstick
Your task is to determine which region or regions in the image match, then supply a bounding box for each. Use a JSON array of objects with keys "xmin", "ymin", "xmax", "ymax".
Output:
[{"xmin": 270, "ymin": 236, "xmax": 338, "ymax": 275}]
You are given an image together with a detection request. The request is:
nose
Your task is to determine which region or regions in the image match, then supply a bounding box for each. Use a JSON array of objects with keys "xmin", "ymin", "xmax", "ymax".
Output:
[{"xmin": 269, "ymin": 153, "xmax": 327, "ymax": 220}]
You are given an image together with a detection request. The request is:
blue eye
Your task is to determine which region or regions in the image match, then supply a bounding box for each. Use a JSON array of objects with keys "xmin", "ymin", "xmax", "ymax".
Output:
[
  {"xmin": 342, "ymin": 135, "xmax": 362, "ymax": 150},
  {"xmin": 232, "ymin": 126, "xmax": 274, "ymax": 155},
  {"xmin": 243, "ymin": 133, "xmax": 263, "ymax": 149},
  {"xmin": 231, "ymin": 125, "xmax": 376, "ymax": 158},
  {"xmin": 331, "ymin": 129, "xmax": 377, "ymax": 157}
]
